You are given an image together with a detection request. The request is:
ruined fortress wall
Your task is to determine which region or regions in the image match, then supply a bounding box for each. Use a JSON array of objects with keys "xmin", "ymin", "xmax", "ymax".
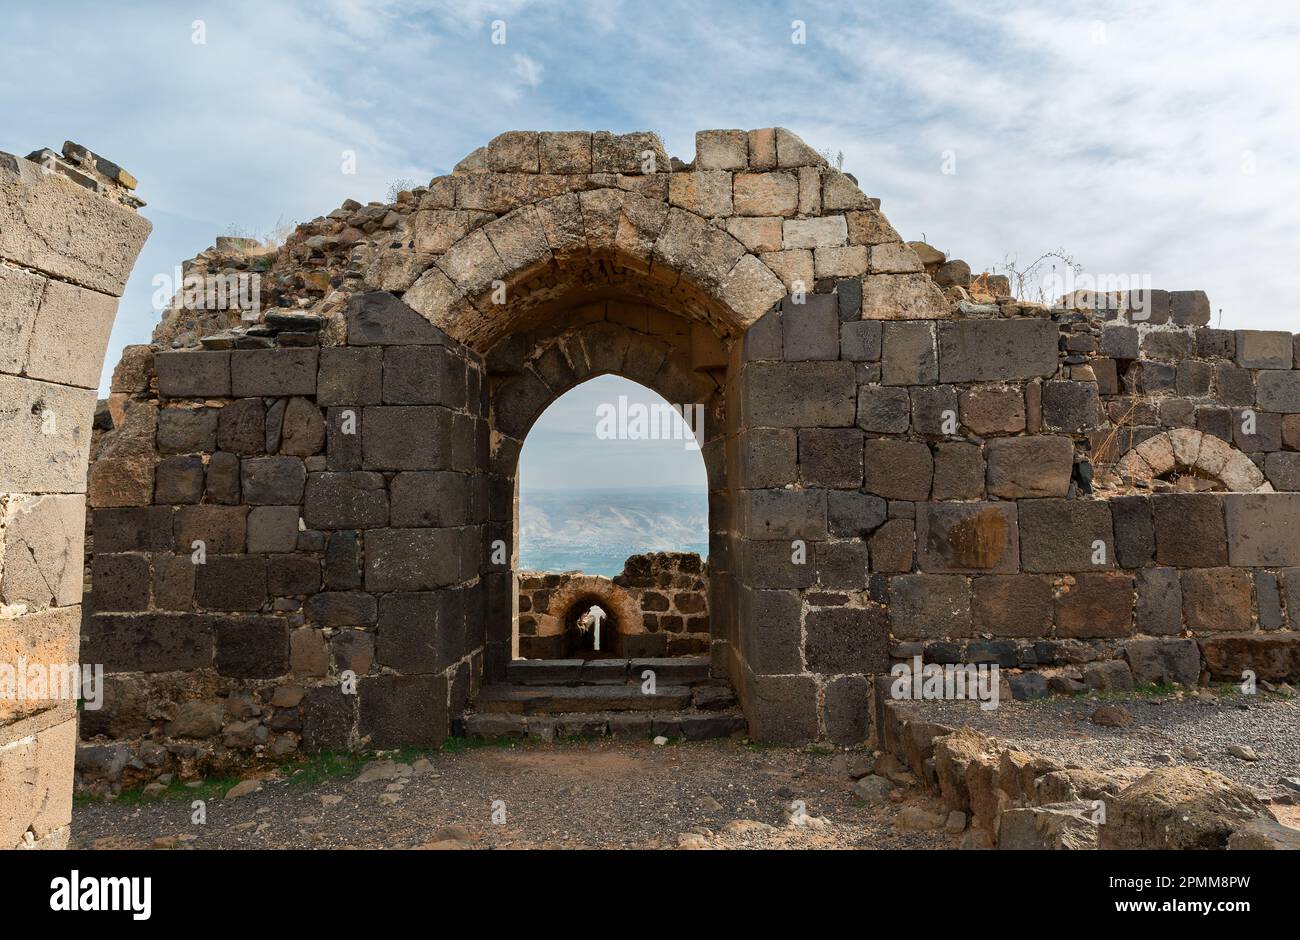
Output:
[
  {"xmin": 0, "ymin": 148, "xmax": 149, "ymax": 846},
  {"xmin": 77, "ymin": 128, "xmax": 1300, "ymax": 773}
]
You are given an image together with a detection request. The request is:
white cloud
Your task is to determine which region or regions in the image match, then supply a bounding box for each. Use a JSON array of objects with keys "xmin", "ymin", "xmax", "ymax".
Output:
[{"xmin": 513, "ymin": 53, "xmax": 543, "ymax": 89}]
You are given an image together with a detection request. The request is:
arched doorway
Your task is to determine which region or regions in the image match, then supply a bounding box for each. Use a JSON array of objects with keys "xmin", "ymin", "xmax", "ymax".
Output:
[{"xmin": 515, "ymin": 374, "xmax": 710, "ymax": 660}]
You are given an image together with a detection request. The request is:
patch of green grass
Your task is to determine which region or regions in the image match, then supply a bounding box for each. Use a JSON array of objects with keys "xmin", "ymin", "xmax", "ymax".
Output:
[
  {"xmin": 439, "ymin": 735, "xmax": 519, "ymax": 753},
  {"xmin": 280, "ymin": 750, "xmax": 372, "ymax": 788},
  {"xmin": 85, "ymin": 774, "xmax": 242, "ymax": 806}
]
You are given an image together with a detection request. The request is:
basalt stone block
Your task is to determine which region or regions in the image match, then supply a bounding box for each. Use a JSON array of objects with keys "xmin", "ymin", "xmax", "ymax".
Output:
[
  {"xmin": 230, "ymin": 348, "xmax": 317, "ymax": 397},
  {"xmin": 1256, "ymin": 370, "xmax": 1300, "ymax": 413},
  {"xmin": 966, "ymin": 639, "xmax": 1018, "ymax": 668},
  {"xmin": 173, "ymin": 505, "xmax": 247, "ymax": 554},
  {"xmin": 746, "ymin": 674, "xmax": 819, "ymax": 745},
  {"xmin": 1176, "ymin": 360, "xmax": 1214, "ymax": 397},
  {"xmin": 358, "ymin": 673, "xmax": 450, "ymax": 747},
  {"xmin": 971, "ymin": 575, "xmax": 1054, "ymax": 637},
  {"xmin": 1236, "ymin": 330, "xmax": 1292, "ymax": 369},
  {"xmin": 936, "ymin": 320, "xmax": 1058, "ymax": 382},
  {"xmin": 1232, "ymin": 407, "xmax": 1281, "ymax": 452},
  {"xmin": 383, "ymin": 345, "xmax": 455, "ymax": 404},
  {"xmin": 737, "ymin": 588, "xmax": 803, "ymax": 673},
  {"xmin": 326, "ymin": 406, "xmax": 364, "ymax": 470},
  {"xmin": 1169, "ymin": 290, "xmax": 1211, "ymax": 327},
  {"xmin": 279, "ymin": 397, "xmax": 325, "ymax": 457},
  {"xmin": 376, "ymin": 591, "xmax": 464, "ymax": 673},
  {"xmin": 814, "ymin": 540, "xmax": 869, "ymax": 590},
  {"xmin": 91, "ymin": 554, "xmax": 150, "ymax": 612},
  {"xmin": 1055, "ymin": 573, "xmax": 1134, "ymax": 638},
  {"xmin": 739, "ymin": 428, "xmax": 797, "ymax": 487},
  {"xmin": 840, "ymin": 320, "xmax": 881, "ymax": 361},
  {"xmin": 1255, "ymin": 571, "xmax": 1284, "ymax": 630},
  {"xmin": 741, "ymin": 489, "xmax": 827, "ymax": 539},
  {"xmin": 826, "ymin": 491, "xmax": 887, "ymax": 537},
  {"xmin": 152, "ymin": 555, "xmax": 195, "ymax": 610},
  {"xmin": 1100, "ymin": 323, "xmax": 1139, "ymax": 359},
  {"xmin": 881, "ymin": 321, "xmax": 936, "ymax": 386},
  {"xmin": 1197, "ymin": 405, "xmax": 1234, "ymax": 442},
  {"xmin": 863, "ymin": 439, "xmax": 932, "ymax": 500},
  {"xmin": 781, "ymin": 293, "xmax": 840, "ymax": 361},
  {"xmin": 1018, "ymin": 499, "xmax": 1115, "ymax": 572},
  {"xmin": 317, "ymin": 347, "xmax": 383, "ymax": 405},
  {"xmin": 215, "ymin": 615, "xmax": 290, "ymax": 678},
  {"xmin": 324, "ymin": 531, "xmax": 362, "ymax": 590},
  {"xmin": 198, "ymin": 452, "xmax": 238, "ymax": 506},
  {"xmin": 738, "ymin": 540, "xmax": 816, "ymax": 590},
  {"xmin": 300, "ymin": 685, "xmax": 356, "ymax": 752},
  {"xmin": 743, "ymin": 361, "xmax": 856, "ymax": 426},
  {"xmin": 154, "ymin": 455, "xmax": 205, "ymax": 504},
  {"xmin": 1223, "ymin": 493, "xmax": 1300, "ymax": 566},
  {"xmin": 868, "ymin": 518, "xmax": 914, "ymax": 572},
  {"xmin": 217, "ymin": 398, "xmax": 266, "ymax": 455},
  {"xmin": 305, "ymin": 591, "xmax": 378, "ymax": 628},
  {"xmin": 805, "ymin": 605, "xmax": 889, "ymax": 673},
  {"xmin": 240, "ymin": 456, "xmax": 306, "ymax": 505},
  {"xmin": 1111, "ymin": 495, "xmax": 1154, "ymax": 568},
  {"xmin": 303, "ymin": 471, "xmax": 388, "ymax": 530},
  {"xmin": 157, "ymin": 408, "xmax": 217, "ymax": 454},
  {"xmin": 1198, "ymin": 633, "xmax": 1300, "ymax": 682},
  {"xmin": 931, "ymin": 442, "xmax": 984, "ymax": 500},
  {"xmin": 1142, "ymin": 331, "xmax": 1192, "ymax": 361},
  {"xmin": 85, "ymin": 613, "xmax": 214, "ymax": 673},
  {"xmin": 910, "ymin": 385, "xmax": 958, "ymax": 437},
  {"xmin": 155, "ymin": 351, "xmax": 230, "ymax": 398},
  {"xmin": 1123, "ymin": 638, "xmax": 1200, "ymax": 686},
  {"xmin": 1136, "ymin": 567, "xmax": 1182, "ymax": 635},
  {"xmin": 347, "ymin": 291, "xmax": 446, "ymax": 346},
  {"xmin": 1152, "ymin": 493, "xmax": 1227, "ymax": 567},
  {"xmin": 93, "ymin": 506, "xmax": 174, "ymax": 553},
  {"xmin": 888, "ymin": 574, "xmax": 972, "ymax": 639},
  {"xmin": 362, "ymin": 405, "xmax": 453, "ymax": 469},
  {"xmin": 391, "ymin": 470, "xmax": 469, "ymax": 527},
  {"xmin": 916, "ymin": 502, "xmax": 1018, "ymax": 573},
  {"xmin": 247, "ymin": 505, "xmax": 301, "ymax": 553},
  {"xmin": 1137, "ymin": 361, "xmax": 1176, "ymax": 395},
  {"xmin": 1194, "ymin": 328, "xmax": 1235, "ymax": 360},
  {"xmin": 364, "ymin": 527, "xmax": 463, "ymax": 592},
  {"xmin": 1181, "ymin": 567, "xmax": 1253, "ymax": 633},
  {"xmin": 267, "ymin": 554, "xmax": 321, "ymax": 596},
  {"xmin": 798, "ymin": 427, "xmax": 863, "ymax": 488},
  {"xmin": 1264, "ymin": 452, "xmax": 1300, "ymax": 490},
  {"xmin": 960, "ymin": 386, "xmax": 1025, "ymax": 435},
  {"xmin": 986, "ymin": 437, "xmax": 1073, "ymax": 498},
  {"xmin": 1041, "ymin": 381, "xmax": 1103, "ymax": 432},
  {"xmin": 196, "ymin": 555, "xmax": 268, "ymax": 611},
  {"xmin": 741, "ymin": 309, "xmax": 783, "ymax": 361},
  {"xmin": 823, "ymin": 675, "xmax": 870, "ymax": 746},
  {"xmin": 1214, "ymin": 362, "xmax": 1256, "ymax": 406},
  {"xmin": 856, "ymin": 385, "xmax": 910, "ymax": 433}
]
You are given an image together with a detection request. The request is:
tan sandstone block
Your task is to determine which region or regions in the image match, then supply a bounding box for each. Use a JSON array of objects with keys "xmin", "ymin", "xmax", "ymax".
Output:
[
  {"xmin": 814, "ymin": 245, "xmax": 870, "ymax": 278},
  {"xmin": 774, "ymin": 128, "xmax": 827, "ymax": 168},
  {"xmin": 411, "ymin": 209, "xmax": 494, "ymax": 256},
  {"xmin": 733, "ymin": 172, "xmax": 798, "ymax": 216},
  {"xmin": 870, "ymin": 242, "xmax": 924, "ymax": 274},
  {"xmin": 0, "ymin": 262, "xmax": 44, "ymax": 375},
  {"xmin": 747, "ymin": 129, "xmax": 778, "ymax": 170},
  {"xmin": 435, "ymin": 227, "xmax": 509, "ymax": 298},
  {"xmin": 847, "ymin": 209, "xmax": 901, "ymax": 246},
  {"xmin": 539, "ymin": 132, "xmax": 592, "ymax": 174},
  {"xmin": 760, "ymin": 249, "xmax": 813, "ymax": 293},
  {"xmin": 485, "ymin": 131, "xmax": 540, "ymax": 173},
  {"xmin": 0, "ymin": 152, "xmax": 151, "ymax": 296},
  {"xmin": 482, "ymin": 205, "xmax": 552, "ymax": 274},
  {"xmin": 578, "ymin": 188, "xmax": 626, "ymax": 256},
  {"xmin": 724, "ymin": 217, "xmax": 783, "ymax": 253},
  {"xmin": 86, "ymin": 454, "xmax": 156, "ymax": 508},
  {"xmin": 782, "ymin": 216, "xmax": 847, "ymax": 250},
  {"xmin": 614, "ymin": 193, "xmax": 671, "ymax": 271},
  {"xmin": 22, "ymin": 277, "xmax": 120, "ymax": 389},
  {"xmin": 695, "ymin": 130, "xmax": 748, "ymax": 170},
  {"xmin": 798, "ymin": 166, "xmax": 821, "ymax": 215},
  {"xmin": 0, "ymin": 374, "xmax": 96, "ymax": 494},
  {"xmin": 0, "ymin": 717, "xmax": 76, "ymax": 848},
  {"xmin": 821, "ymin": 170, "xmax": 873, "ymax": 211},
  {"xmin": 0, "ymin": 495, "xmax": 85, "ymax": 610},
  {"xmin": 0, "ymin": 606, "xmax": 79, "ymax": 726},
  {"xmin": 532, "ymin": 192, "xmax": 587, "ymax": 259},
  {"xmin": 652, "ymin": 208, "xmax": 746, "ymax": 294},
  {"xmin": 668, "ymin": 171, "xmax": 733, "ymax": 217},
  {"xmin": 592, "ymin": 132, "xmax": 668, "ymax": 175},
  {"xmin": 720, "ymin": 254, "xmax": 786, "ymax": 326},
  {"xmin": 860, "ymin": 273, "xmax": 950, "ymax": 320}
]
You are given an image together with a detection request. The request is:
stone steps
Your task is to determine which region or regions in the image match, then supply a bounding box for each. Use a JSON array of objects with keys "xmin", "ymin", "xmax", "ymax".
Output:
[
  {"xmin": 460, "ymin": 709, "xmax": 747, "ymax": 742},
  {"xmin": 475, "ymin": 684, "xmax": 696, "ymax": 713},
  {"xmin": 504, "ymin": 656, "xmax": 712, "ymax": 687}
]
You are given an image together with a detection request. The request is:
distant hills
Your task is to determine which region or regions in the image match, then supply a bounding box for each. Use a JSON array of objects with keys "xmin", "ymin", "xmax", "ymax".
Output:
[{"xmin": 519, "ymin": 486, "xmax": 709, "ymax": 577}]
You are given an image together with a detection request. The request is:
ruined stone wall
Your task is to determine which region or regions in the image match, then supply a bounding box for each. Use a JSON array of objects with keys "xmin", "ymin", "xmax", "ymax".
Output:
[
  {"xmin": 1, "ymin": 146, "xmax": 149, "ymax": 845},
  {"xmin": 724, "ymin": 283, "xmax": 1300, "ymax": 745},
  {"xmin": 78, "ymin": 292, "xmax": 487, "ymax": 792},
  {"xmin": 517, "ymin": 551, "xmax": 709, "ymax": 659}
]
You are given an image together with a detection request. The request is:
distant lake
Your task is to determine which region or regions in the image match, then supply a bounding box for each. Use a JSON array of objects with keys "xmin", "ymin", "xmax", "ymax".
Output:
[{"xmin": 518, "ymin": 486, "xmax": 709, "ymax": 577}]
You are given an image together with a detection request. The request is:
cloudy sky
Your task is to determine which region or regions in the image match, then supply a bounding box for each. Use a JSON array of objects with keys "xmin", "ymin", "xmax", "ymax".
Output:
[{"xmin": 3, "ymin": 0, "xmax": 1297, "ymax": 491}]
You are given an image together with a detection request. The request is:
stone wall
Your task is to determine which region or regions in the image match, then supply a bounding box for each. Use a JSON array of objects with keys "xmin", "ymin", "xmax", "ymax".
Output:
[
  {"xmin": 78, "ymin": 292, "xmax": 488, "ymax": 791},
  {"xmin": 517, "ymin": 551, "xmax": 709, "ymax": 658},
  {"xmin": 1, "ymin": 144, "xmax": 150, "ymax": 846},
  {"xmin": 81, "ymin": 127, "xmax": 1300, "ymax": 768}
]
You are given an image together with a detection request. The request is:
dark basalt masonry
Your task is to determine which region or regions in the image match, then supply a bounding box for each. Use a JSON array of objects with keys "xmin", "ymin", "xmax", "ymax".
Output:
[{"xmin": 66, "ymin": 128, "xmax": 1300, "ymax": 791}]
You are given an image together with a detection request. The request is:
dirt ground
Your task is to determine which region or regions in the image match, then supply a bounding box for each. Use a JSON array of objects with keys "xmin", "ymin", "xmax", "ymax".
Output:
[{"xmin": 72, "ymin": 739, "xmax": 951, "ymax": 850}]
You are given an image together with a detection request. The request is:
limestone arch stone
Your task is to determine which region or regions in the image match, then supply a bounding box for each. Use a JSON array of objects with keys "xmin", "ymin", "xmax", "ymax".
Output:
[{"xmin": 1114, "ymin": 428, "xmax": 1269, "ymax": 492}]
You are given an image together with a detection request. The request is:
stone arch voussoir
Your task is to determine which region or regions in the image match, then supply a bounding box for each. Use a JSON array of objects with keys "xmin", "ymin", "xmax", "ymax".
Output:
[{"xmin": 1114, "ymin": 428, "xmax": 1269, "ymax": 492}]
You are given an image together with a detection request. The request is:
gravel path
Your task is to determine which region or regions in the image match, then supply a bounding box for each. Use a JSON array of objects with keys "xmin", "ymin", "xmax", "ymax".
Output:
[
  {"xmin": 72, "ymin": 739, "xmax": 949, "ymax": 850},
  {"xmin": 912, "ymin": 689, "xmax": 1300, "ymax": 790}
]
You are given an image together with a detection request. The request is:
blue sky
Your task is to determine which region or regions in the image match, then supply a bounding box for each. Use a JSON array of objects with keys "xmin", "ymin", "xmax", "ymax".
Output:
[{"xmin": 3, "ymin": 0, "xmax": 1298, "ymax": 489}]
